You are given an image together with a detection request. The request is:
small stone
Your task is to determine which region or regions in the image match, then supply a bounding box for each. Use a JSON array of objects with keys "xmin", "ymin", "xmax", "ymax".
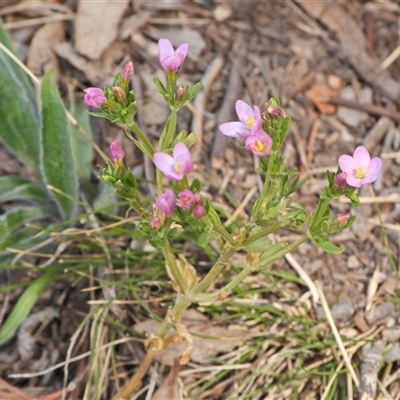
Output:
[
  {"xmin": 348, "ymin": 255, "xmax": 361, "ymax": 269},
  {"xmin": 337, "ymin": 86, "xmax": 372, "ymax": 127}
]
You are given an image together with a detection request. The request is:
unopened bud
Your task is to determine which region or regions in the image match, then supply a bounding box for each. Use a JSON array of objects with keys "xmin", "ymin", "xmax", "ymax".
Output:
[
  {"xmin": 335, "ymin": 213, "xmax": 350, "ymax": 226},
  {"xmin": 335, "ymin": 172, "xmax": 347, "ymax": 188},
  {"xmin": 110, "ymin": 141, "xmax": 124, "ymax": 162},
  {"xmin": 175, "ymin": 85, "xmax": 186, "ymax": 101},
  {"xmin": 122, "ymin": 61, "xmax": 135, "ymax": 79},
  {"xmin": 266, "ymin": 105, "xmax": 283, "ymax": 118},
  {"xmin": 112, "ymin": 86, "xmax": 125, "ymax": 99}
]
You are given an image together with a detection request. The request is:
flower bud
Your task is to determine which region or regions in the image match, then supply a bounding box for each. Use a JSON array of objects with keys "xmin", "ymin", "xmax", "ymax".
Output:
[
  {"xmin": 110, "ymin": 141, "xmax": 124, "ymax": 162},
  {"xmin": 83, "ymin": 87, "xmax": 107, "ymax": 108},
  {"xmin": 266, "ymin": 105, "xmax": 283, "ymax": 119},
  {"xmin": 175, "ymin": 85, "xmax": 186, "ymax": 101},
  {"xmin": 335, "ymin": 172, "xmax": 347, "ymax": 188},
  {"xmin": 335, "ymin": 213, "xmax": 350, "ymax": 226},
  {"xmin": 151, "ymin": 214, "xmax": 164, "ymax": 229},
  {"xmin": 192, "ymin": 204, "xmax": 206, "ymax": 219},
  {"xmin": 156, "ymin": 189, "xmax": 176, "ymax": 217},
  {"xmin": 177, "ymin": 189, "xmax": 196, "ymax": 210},
  {"xmin": 112, "ymin": 86, "xmax": 125, "ymax": 99},
  {"xmin": 122, "ymin": 61, "xmax": 135, "ymax": 79}
]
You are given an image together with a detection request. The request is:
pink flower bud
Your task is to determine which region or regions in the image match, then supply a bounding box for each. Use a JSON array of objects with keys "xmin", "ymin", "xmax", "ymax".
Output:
[
  {"xmin": 155, "ymin": 189, "xmax": 176, "ymax": 217},
  {"xmin": 83, "ymin": 87, "xmax": 107, "ymax": 108},
  {"xmin": 192, "ymin": 204, "xmax": 206, "ymax": 219},
  {"xmin": 122, "ymin": 61, "xmax": 135, "ymax": 79},
  {"xmin": 110, "ymin": 141, "xmax": 124, "ymax": 162},
  {"xmin": 335, "ymin": 213, "xmax": 350, "ymax": 226},
  {"xmin": 112, "ymin": 86, "xmax": 125, "ymax": 99},
  {"xmin": 334, "ymin": 172, "xmax": 347, "ymax": 188},
  {"xmin": 266, "ymin": 105, "xmax": 283, "ymax": 118},
  {"xmin": 151, "ymin": 215, "xmax": 164, "ymax": 229}
]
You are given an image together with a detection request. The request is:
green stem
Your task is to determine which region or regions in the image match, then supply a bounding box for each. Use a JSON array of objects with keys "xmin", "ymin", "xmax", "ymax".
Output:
[
  {"xmin": 241, "ymin": 222, "xmax": 285, "ymax": 247},
  {"xmin": 188, "ymin": 244, "xmax": 238, "ymax": 299},
  {"xmin": 197, "ymin": 235, "xmax": 308, "ymax": 302},
  {"xmin": 162, "ymin": 241, "xmax": 188, "ymax": 294},
  {"xmin": 129, "ymin": 123, "xmax": 155, "ymax": 157},
  {"xmin": 253, "ymin": 154, "xmax": 274, "ymax": 216},
  {"xmin": 309, "ymin": 197, "xmax": 330, "ymax": 233},
  {"xmin": 212, "ymin": 225, "xmax": 237, "ymax": 247}
]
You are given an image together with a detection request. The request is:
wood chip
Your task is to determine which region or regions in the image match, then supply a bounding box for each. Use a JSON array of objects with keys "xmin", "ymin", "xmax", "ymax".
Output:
[{"xmin": 75, "ymin": 0, "xmax": 129, "ymax": 60}]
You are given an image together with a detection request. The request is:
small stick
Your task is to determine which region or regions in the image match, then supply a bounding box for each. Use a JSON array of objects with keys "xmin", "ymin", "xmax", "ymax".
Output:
[{"xmin": 324, "ymin": 95, "xmax": 400, "ymax": 124}]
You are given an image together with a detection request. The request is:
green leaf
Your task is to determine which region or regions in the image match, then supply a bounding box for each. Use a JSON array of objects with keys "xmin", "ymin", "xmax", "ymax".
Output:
[
  {"xmin": 0, "ymin": 19, "xmax": 40, "ymax": 172},
  {"xmin": 40, "ymin": 70, "xmax": 78, "ymax": 220},
  {"xmin": 0, "ymin": 269, "xmax": 57, "ymax": 345},
  {"xmin": 0, "ymin": 206, "xmax": 44, "ymax": 244},
  {"xmin": 69, "ymin": 100, "xmax": 93, "ymax": 183},
  {"xmin": 0, "ymin": 176, "xmax": 48, "ymax": 204},
  {"xmin": 313, "ymin": 237, "xmax": 344, "ymax": 254},
  {"xmin": 242, "ymin": 236, "xmax": 271, "ymax": 253},
  {"xmin": 185, "ymin": 81, "xmax": 202, "ymax": 103},
  {"xmin": 153, "ymin": 77, "xmax": 167, "ymax": 97}
]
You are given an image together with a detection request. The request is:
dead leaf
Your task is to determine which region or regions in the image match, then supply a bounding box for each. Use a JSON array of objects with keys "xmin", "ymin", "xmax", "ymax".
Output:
[
  {"xmin": 150, "ymin": 360, "xmax": 181, "ymax": 400},
  {"xmin": 75, "ymin": 0, "xmax": 129, "ymax": 60},
  {"xmin": 27, "ymin": 20, "xmax": 65, "ymax": 77},
  {"xmin": 305, "ymin": 84, "xmax": 339, "ymax": 114},
  {"xmin": 135, "ymin": 309, "xmax": 248, "ymax": 366}
]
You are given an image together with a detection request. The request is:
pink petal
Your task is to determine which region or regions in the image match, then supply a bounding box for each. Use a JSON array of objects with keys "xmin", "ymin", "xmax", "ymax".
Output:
[
  {"xmin": 345, "ymin": 175, "xmax": 362, "ymax": 188},
  {"xmin": 219, "ymin": 121, "xmax": 247, "ymax": 137},
  {"xmin": 175, "ymin": 42, "xmax": 188, "ymax": 58},
  {"xmin": 173, "ymin": 142, "xmax": 191, "ymax": 160},
  {"xmin": 367, "ymin": 157, "xmax": 383, "ymax": 176},
  {"xmin": 338, "ymin": 154, "xmax": 356, "ymax": 175},
  {"xmin": 353, "ymin": 146, "xmax": 371, "ymax": 169},
  {"xmin": 158, "ymin": 38, "xmax": 174, "ymax": 62},
  {"xmin": 235, "ymin": 100, "xmax": 253, "ymax": 123},
  {"xmin": 153, "ymin": 152, "xmax": 176, "ymax": 174}
]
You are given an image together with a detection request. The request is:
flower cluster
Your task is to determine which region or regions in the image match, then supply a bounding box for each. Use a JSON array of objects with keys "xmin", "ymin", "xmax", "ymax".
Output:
[
  {"xmin": 219, "ymin": 100, "xmax": 273, "ymax": 157},
  {"xmin": 151, "ymin": 141, "xmax": 206, "ymax": 223}
]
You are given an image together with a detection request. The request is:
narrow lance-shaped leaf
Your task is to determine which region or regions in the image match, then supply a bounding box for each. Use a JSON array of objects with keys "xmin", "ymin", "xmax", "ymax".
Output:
[
  {"xmin": 0, "ymin": 19, "xmax": 40, "ymax": 171},
  {"xmin": 0, "ymin": 269, "xmax": 57, "ymax": 345},
  {"xmin": 40, "ymin": 70, "xmax": 78, "ymax": 220}
]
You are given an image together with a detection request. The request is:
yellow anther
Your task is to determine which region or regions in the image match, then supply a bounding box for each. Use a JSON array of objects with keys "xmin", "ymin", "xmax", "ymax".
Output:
[
  {"xmin": 246, "ymin": 116, "xmax": 255, "ymax": 128},
  {"xmin": 174, "ymin": 162, "xmax": 181, "ymax": 172},
  {"xmin": 355, "ymin": 167, "xmax": 366, "ymax": 179},
  {"xmin": 254, "ymin": 140, "xmax": 266, "ymax": 153}
]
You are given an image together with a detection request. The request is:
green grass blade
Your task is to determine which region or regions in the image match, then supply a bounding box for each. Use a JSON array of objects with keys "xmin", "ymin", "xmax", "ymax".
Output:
[
  {"xmin": 0, "ymin": 269, "xmax": 57, "ymax": 345},
  {"xmin": 0, "ymin": 19, "xmax": 40, "ymax": 172},
  {"xmin": 39, "ymin": 70, "xmax": 79, "ymax": 220}
]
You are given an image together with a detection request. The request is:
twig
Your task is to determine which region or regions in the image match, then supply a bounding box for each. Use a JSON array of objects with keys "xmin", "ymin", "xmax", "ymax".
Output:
[{"xmin": 324, "ymin": 95, "xmax": 400, "ymax": 124}]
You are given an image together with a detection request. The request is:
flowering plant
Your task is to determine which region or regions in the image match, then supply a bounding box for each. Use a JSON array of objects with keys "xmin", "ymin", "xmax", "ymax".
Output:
[{"xmin": 84, "ymin": 38, "xmax": 382, "ymax": 395}]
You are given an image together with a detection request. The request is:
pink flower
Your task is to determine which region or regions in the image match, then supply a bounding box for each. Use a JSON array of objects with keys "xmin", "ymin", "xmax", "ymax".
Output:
[
  {"xmin": 245, "ymin": 130, "xmax": 273, "ymax": 157},
  {"xmin": 338, "ymin": 146, "xmax": 382, "ymax": 188},
  {"xmin": 153, "ymin": 142, "xmax": 193, "ymax": 181},
  {"xmin": 110, "ymin": 141, "xmax": 124, "ymax": 162},
  {"xmin": 83, "ymin": 87, "xmax": 107, "ymax": 108},
  {"xmin": 122, "ymin": 61, "xmax": 134, "ymax": 79},
  {"xmin": 334, "ymin": 172, "xmax": 347, "ymax": 188},
  {"xmin": 158, "ymin": 38, "xmax": 188, "ymax": 72},
  {"xmin": 219, "ymin": 100, "xmax": 263, "ymax": 138},
  {"xmin": 177, "ymin": 189, "xmax": 196, "ymax": 210},
  {"xmin": 155, "ymin": 189, "xmax": 176, "ymax": 217}
]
